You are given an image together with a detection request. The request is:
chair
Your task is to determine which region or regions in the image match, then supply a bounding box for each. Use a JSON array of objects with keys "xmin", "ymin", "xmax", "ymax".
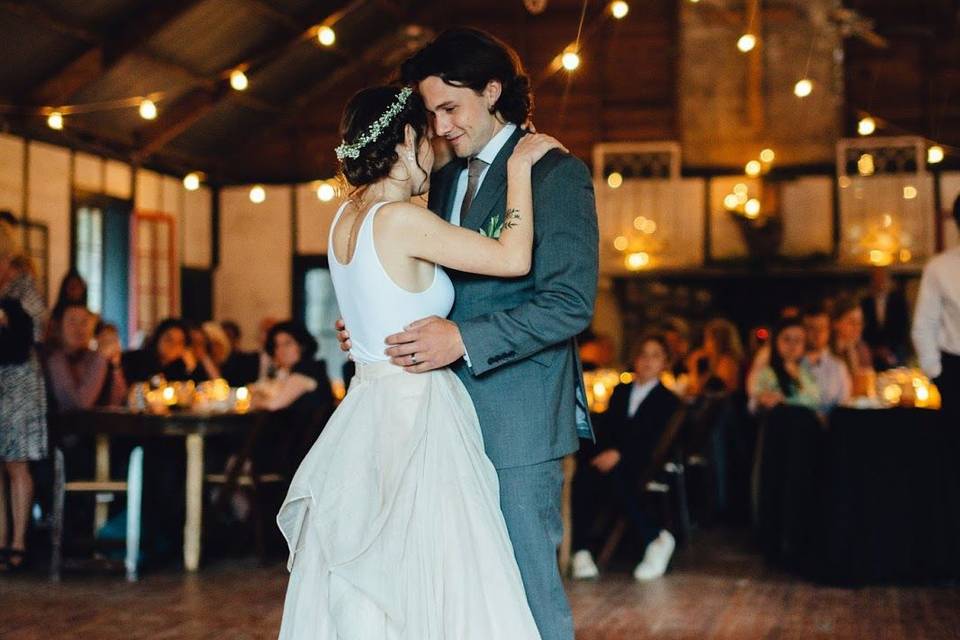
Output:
[
  {"xmin": 205, "ymin": 406, "xmax": 329, "ymax": 562},
  {"xmin": 594, "ymin": 405, "xmax": 689, "ymax": 570},
  {"xmin": 50, "ymin": 443, "xmax": 144, "ymax": 582}
]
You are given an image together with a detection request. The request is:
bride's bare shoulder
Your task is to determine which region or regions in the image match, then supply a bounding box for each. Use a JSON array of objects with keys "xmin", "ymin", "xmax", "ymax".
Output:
[{"xmin": 377, "ymin": 201, "xmax": 437, "ymax": 228}]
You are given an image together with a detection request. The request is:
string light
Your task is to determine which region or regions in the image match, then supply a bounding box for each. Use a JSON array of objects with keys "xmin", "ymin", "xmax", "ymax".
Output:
[
  {"xmin": 903, "ymin": 185, "xmax": 918, "ymax": 200},
  {"xmin": 47, "ymin": 111, "xmax": 64, "ymax": 130},
  {"xmin": 561, "ymin": 50, "xmax": 581, "ymax": 71},
  {"xmin": 745, "ymin": 160, "xmax": 762, "ymax": 177},
  {"xmin": 793, "ymin": 78, "xmax": 813, "ymax": 98},
  {"xmin": 723, "ymin": 193, "xmax": 740, "ymax": 209},
  {"xmin": 857, "ymin": 116, "xmax": 876, "ymax": 136},
  {"xmin": 249, "ymin": 185, "xmax": 266, "ymax": 204},
  {"xmin": 613, "ymin": 236, "xmax": 628, "ymax": 251},
  {"xmin": 317, "ymin": 26, "xmax": 336, "ymax": 47},
  {"xmin": 737, "ymin": 34, "xmax": 757, "ymax": 53},
  {"xmin": 857, "ymin": 153, "xmax": 875, "ymax": 177},
  {"xmin": 607, "ymin": 172, "xmax": 623, "ymax": 188},
  {"xmin": 229, "ymin": 69, "xmax": 249, "ymax": 91},
  {"xmin": 610, "ymin": 1, "xmax": 629, "ymax": 19},
  {"xmin": 744, "ymin": 198, "xmax": 761, "ymax": 218},
  {"xmin": 625, "ymin": 252, "xmax": 650, "ymax": 270},
  {"xmin": 139, "ymin": 99, "xmax": 158, "ymax": 120},
  {"xmin": 927, "ymin": 145, "xmax": 945, "ymax": 164},
  {"xmin": 316, "ymin": 182, "xmax": 336, "ymax": 201},
  {"xmin": 183, "ymin": 172, "xmax": 201, "ymax": 191},
  {"xmin": 759, "ymin": 148, "xmax": 775, "ymax": 163}
]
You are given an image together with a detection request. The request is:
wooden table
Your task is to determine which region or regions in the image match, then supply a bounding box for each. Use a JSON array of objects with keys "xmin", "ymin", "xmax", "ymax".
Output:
[{"xmin": 58, "ymin": 409, "xmax": 263, "ymax": 571}]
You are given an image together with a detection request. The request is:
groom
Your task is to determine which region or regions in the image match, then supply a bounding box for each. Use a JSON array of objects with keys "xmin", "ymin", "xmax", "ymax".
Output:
[{"xmin": 340, "ymin": 28, "xmax": 598, "ymax": 640}]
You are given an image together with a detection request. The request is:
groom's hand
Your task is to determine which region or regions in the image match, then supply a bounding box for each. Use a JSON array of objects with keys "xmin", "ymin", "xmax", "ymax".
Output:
[
  {"xmin": 385, "ymin": 316, "xmax": 465, "ymax": 373},
  {"xmin": 335, "ymin": 318, "xmax": 352, "ymax": 353}
]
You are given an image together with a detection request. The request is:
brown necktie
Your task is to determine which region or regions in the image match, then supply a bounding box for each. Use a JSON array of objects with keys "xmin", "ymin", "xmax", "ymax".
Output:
[{"xmin": 459, "ymin": 157, "xmax": 488, "ymax": 224}]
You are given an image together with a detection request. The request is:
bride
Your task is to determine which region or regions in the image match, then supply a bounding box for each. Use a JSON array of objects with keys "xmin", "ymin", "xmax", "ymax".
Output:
[{"xmin": 276, "ymin": 84, "xmax": 564, "ymax": 639}]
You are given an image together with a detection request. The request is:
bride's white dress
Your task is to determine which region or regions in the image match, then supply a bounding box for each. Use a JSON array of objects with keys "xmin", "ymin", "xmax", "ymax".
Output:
[{"xmin": 276, "ymin": 201, "xmax": 541, "ymax": 639}]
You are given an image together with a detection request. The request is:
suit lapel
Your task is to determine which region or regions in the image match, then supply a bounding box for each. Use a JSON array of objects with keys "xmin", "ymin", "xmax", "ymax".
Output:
[
  {"xmin": 462, "ymin": 128, "xmax": 523, "ymax": 231},
  {"xmin": 428, "ymin": 159, "xmax": 466, "ymax": 222}
]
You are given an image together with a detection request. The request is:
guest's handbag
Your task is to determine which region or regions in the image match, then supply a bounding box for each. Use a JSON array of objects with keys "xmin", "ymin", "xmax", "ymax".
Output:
[{"xmin": 0, "ymin": 297, "xmax": 33, "ymax": 365}]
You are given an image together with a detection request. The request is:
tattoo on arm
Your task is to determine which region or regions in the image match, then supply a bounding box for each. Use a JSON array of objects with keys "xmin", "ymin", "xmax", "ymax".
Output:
[{"xmin": 503, "ymin": 208, "xmax": 522, "ymax": 230}]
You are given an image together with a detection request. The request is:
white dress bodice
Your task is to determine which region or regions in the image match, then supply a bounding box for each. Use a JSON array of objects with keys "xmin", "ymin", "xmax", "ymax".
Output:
[{"xmin": 328, "ymin": 201, "xmax": 455, "ymax": 364}]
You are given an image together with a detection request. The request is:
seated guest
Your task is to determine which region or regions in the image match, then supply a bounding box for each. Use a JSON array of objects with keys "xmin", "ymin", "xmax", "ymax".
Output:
[
  {"xmin": 121, "ymin": 318, "xmax": 210, "ymax": 384},
  {"xmin": 686, "ymin": 318, "xmax": 744, "ymax": 395},
  {"xmin": 45, "ymin": 304, "xmax": 127, "ymax": 412},
  {"xmin": 256, "ymin": 316, "xmax": 280, "ymax": 380},
  {"xmin": 802, "ymin": 304, "xmax": 851, "ymax": 412},
  {"xmin": 204, "ymin": 321, "xmax": 259, "ymax": 387},
  {"xmin": 43, "ymin": 268, "xmax": 89, "ymax": 351},
  {"xmin": 861, "ymin": 266, "xmax": 910, "ymax": 370},
  {"xmin": 94, "ymin": 321, "xmax": 128, "ymax": 406},
  {"xmin": 749, "ymin": 318, "xmax": 820, "ymax": 413},
  {"xmin": 221, "ymin": 320, "xmax": 242, "ymax": 352},
  {"xmin": 831, "ymin": 297, "xmax": 875, "ymax": 397},
  {"xmin": 661, "ymin": 316, "xmax": 691, "ymax": 380},
  {"xmin": 252, "ymin": 321, "xmax": 332, "ymax": 414},
  {"xmin": 572, "ymin": 334, "xmax": 681, "ymax": 582},
  {"xmin": 187, "ymin": 322, "xmax": 221, "ymax": 380}
]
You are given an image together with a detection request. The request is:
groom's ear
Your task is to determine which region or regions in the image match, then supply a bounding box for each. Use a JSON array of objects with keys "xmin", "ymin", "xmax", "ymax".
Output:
[{"xmin": 483, "ymin": 80, "xmax": 502, "ymax": 112}]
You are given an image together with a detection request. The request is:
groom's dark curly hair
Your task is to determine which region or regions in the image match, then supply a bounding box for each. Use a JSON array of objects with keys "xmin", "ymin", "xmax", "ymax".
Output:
[{"xmin": 400, "ymin": 27, "xmax": 533, "ymax": 125}]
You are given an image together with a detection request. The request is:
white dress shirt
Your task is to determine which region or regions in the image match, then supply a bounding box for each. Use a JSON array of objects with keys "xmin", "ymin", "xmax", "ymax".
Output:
[
  {"xmin": 627, "ymin": 378, "xmax": 660, "ymax": 418},
  {"xmin": 449, "ymin": 123, "xmax": 518, "ymax": 226},
  {"xmin": 912, "ymin": 247, "xmax": 960, "ymax": 378}
]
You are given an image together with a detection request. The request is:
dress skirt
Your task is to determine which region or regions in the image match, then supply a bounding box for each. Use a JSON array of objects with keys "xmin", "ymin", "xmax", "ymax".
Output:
[{"xmin": 276, "ymin": 361, "xmax": 540, "ymax": 639}]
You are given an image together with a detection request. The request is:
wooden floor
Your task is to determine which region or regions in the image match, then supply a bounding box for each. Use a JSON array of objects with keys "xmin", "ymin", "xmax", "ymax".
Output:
[{"xmin": 2, "ymin": 529, "xmax": 959, "ymax": 640}]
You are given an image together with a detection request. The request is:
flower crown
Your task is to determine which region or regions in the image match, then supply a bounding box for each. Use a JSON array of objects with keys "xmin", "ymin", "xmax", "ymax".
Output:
[{"xmin": 335, "ymin": 87, "xmax": 414, "ymax": 161}]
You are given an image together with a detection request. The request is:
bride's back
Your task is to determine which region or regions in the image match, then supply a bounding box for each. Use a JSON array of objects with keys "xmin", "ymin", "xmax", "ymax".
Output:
[{"xmin": 328, "ymin": 200, "xmax": 454, "ymax": 365}]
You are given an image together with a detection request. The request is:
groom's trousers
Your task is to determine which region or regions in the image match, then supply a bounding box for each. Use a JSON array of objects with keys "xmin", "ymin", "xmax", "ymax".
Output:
[{"xmin": 498, "ymin": 458, "xmax": 574, "ymax": 640}]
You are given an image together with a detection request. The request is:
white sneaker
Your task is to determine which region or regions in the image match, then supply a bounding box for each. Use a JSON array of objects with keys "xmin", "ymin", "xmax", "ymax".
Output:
[
  {"xmin": 571, "ymin": 549, "xmax": 599, "ymax": 580},
  {"xmin": 633, "ymin": 530, "xmax": 675, "ymax": 581}
]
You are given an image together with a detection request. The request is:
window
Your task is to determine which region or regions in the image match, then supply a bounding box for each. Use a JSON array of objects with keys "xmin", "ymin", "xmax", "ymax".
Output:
[
  {"xmin": 131, "ymin": 211, "xmax": 177, "ymax": 345},
  {"xmin": 75, "ymin": 206, "xmax": 103, "ymax": 312},
  {"xmin": 294, "ymin": 255, "xmax": 348, "ymax": 394}
]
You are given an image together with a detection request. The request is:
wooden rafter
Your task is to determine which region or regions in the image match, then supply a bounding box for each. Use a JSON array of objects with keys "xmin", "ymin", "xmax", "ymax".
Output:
[{"xmin": 25, "ymin": 0, "xmax": 203, "ymax": 106}]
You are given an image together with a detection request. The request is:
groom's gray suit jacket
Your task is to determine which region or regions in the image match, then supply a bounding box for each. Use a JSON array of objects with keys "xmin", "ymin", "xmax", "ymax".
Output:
[{"xmin": 428, "ymin": 128, "xmax": 599, "ymax": 470}]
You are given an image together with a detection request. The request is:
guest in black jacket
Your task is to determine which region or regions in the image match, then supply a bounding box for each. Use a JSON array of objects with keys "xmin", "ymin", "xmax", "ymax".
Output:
[
  {"xmin": 572, "ymin": 333, "xmax": 681, "ymax": 582},
  {"xmin": 861, "ymin": 266, "xmax": 910, "ymax": 370},
  {"xmin": 121, "ymin": 318, "xmax": 210, "ymax": 384}
]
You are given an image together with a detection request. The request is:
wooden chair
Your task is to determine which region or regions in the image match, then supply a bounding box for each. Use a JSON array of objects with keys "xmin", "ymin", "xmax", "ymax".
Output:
[
  {"xmin": 50, "ymin": 443, "xmax": 144, "ymax": 582},
  {"xmin": 594, "ymin": 405, "xmax": 689, "ymax": 570},
  {"xmin": 205, "ymin": 406, "xmax": 329, "ymax": 562}
]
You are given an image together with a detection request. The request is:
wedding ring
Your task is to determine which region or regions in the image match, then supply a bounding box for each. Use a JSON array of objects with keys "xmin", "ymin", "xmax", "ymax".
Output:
[{"xmin": 410, "ymin": 353, "xmax": 418, "ymax": 364}]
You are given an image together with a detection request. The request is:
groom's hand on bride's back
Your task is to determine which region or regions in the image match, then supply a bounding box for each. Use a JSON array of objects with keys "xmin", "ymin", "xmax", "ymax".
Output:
[
  {"xmin": 385, "ymin": 316, "xmax": 465, "ymax": 373},
  {"xmin": 335, "ymin": 318, "xmax": 352, "ymax": 354}
]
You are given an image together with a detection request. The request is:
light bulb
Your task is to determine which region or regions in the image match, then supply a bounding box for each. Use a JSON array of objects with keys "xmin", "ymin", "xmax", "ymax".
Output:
[
  {"xmin": 606, "ymin": 172, "xmax": 623, "ymax": 188},
  {"xmin": 139, "ymin": 99, "xmax": 158, "ymax": 120},
  {"xmin": 613, "ymin": 236, "xmax": 628, "ymax": 251},
  {"xmin": 561, "ymin": 51, "xmax": 580, "ymax": 71},
  {"xmin": 794, "ymin": 78, "xmax": 813, "ymax": 98},
  {"xmin": 745, "ymin": 160, "xmax": 762, "ymax": 177},
  {"xmin": 857, "ymin": 116, "xmax": 876, "ymax": 136},
  {"xmin": 737, "ymin": 34, "xmax": 756, "ymax": 53},
  {"xmin": 47, "ymin": 111, "xmax": 64, "ymax": 130},
  {"xmin": 183, "ymin": 172, "xmax": 201, "ymax": 191},
  {"xmin": 857, "ymin": 153, "xmax": 875, "ymax": 177},
  {"xmin": 903, "ymin": 185, "xmax": 918, "ymax": 200},
  {"xmin": 744, "ymin": 198, "xmax": 761, "ymax": 218},
  {"xmin": 927, "ymin": 145, "xmax": 944, "ymax": 164},
  {"xmin": 230, "ymin": 69, "xmax": 248, "ymax": 91},
  {"xmin": 759, "ymin": 148, "xmax": 775, "ymax": 163},
  {"xmin": 317, "ymin": 26, "xmax": 336, "ymax": 46},
  {"xmin": 249, "ymin": 185, "xmax": 266, "ymax": 204},
  {"xmin": 316, "ymin": 183, "xmax": 336, "ymax": 202},
  {"xmin": 723, "ymin": 194, "xmax": 740, "ymax": 210},
  {"xmin": 625, "ymin": 252, "xmax": 650, "ymax": 270},
  {"xmin": 610, "ymin": 1, "xmax": 629, "ymax": 19}
]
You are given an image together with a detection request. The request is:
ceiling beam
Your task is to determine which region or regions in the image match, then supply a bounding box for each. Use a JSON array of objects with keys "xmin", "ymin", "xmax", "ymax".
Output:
[
  {"xmin": 130, "ymin": 2, "xmax": 365, "ymax": 161},
  {"xmin": 27, "ymin": 0, "xmax": 203, "ymax": 106}
]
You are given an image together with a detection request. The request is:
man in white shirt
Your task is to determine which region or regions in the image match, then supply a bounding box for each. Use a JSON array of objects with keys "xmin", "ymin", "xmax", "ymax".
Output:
[
  {"xmin": 912, "ymin": 194, "xmax": 960, "ymax": 420},
  {"xmin": 802, "ymin": 304, "xmax": 852, "ymax": 412}
]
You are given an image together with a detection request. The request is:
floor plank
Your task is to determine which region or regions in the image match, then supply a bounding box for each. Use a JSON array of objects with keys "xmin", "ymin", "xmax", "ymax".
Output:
[{"xmin": 2, "ymin": 529, "xmax": 958, "ymax": 639}]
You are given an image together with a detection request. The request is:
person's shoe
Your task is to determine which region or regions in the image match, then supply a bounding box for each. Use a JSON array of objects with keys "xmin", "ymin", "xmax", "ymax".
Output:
[
  {"xmin": 571, "ymin": 549, "xmax": 599, "ymax": 580},
  {"xmin": 633, "ymin": 530, "xmax": 675, "ymax": 581}
]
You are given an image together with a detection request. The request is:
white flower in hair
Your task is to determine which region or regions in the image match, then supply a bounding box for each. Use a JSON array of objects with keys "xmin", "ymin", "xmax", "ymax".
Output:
[{"xmin": 336, "ymin": 87, "xmax": 414, "ymax": 161}]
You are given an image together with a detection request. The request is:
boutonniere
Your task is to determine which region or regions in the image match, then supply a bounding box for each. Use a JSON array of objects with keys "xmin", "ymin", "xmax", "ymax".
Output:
[
  {"xmin": 478, "ymin": 209, "xmax": 520, "ymax": 239},
  {"xmin": 479, "ymin": 214, "xmax": 504, "ymax": 239}
]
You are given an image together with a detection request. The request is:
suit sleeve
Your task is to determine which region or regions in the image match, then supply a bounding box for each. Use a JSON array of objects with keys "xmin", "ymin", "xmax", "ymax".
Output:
[{"xmin": 457, "ymin": 155, "xmax": 599, "ymax": 376}]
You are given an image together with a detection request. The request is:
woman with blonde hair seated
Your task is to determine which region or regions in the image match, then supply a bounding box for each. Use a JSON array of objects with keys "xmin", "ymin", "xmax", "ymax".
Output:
[{"xmin": 687, "ymin": 318, "xmax": 745, "ymax": 396}]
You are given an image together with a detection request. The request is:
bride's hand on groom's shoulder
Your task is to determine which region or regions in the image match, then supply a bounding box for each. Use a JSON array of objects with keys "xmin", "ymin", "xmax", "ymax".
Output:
[{"xmin": 509, "ymin": 133, "xmax": 568, "ymax": 170}]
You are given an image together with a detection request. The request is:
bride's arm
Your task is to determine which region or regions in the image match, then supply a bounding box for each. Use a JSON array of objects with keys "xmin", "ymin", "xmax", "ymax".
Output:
[{"xmin": 390, "ymin": 134, "xmax": 565, "ymax": 277}]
